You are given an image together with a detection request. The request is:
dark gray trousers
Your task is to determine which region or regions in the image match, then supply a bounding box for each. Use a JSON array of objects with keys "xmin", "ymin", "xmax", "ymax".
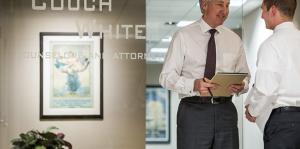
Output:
[
  {"xmin": 177, "ymin": 97, "xmax": 239, "ymax": 149},
  {"xmin": 264, "ymin": 108, "xmax": 300, "ymax": 149}
]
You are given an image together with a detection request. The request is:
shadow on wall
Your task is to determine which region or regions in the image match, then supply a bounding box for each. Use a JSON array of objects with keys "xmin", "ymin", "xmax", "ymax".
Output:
[{"xmin": 295, "ymin": 1, "xmax": 300, "ymax": 29}]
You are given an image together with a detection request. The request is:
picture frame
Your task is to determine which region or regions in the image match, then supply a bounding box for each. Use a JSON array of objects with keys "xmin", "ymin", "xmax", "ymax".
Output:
[
  {"xmin": 40, "ymin": 32, "xmax": 103, "ymax": 119},
  {"xmin": 146, "ymin": 85, "xmax": 170, "ymax": 143}
]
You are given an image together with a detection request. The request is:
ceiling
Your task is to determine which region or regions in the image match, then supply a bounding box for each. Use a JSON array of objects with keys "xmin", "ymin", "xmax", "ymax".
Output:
[{"xmin": 146, "ymin": 0, "xmax": 262, "ymax": 63}]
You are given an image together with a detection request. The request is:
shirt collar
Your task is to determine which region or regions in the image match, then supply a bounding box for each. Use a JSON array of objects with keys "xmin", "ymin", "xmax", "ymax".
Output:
[
  {"xmin": 198, "ymin": 18, "xmax": 222, "ymax": 34},
  {"xmin": 274, "ymin": 21, "xmax": 295, "ymax": 32}
]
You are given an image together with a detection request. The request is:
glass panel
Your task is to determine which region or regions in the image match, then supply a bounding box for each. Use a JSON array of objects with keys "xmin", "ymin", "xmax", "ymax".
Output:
[
  {"xmin": 0, "ymin": 2, "xmax": 10, "ymax": 147},
  {"xmin": 0, "ymin": 0, "xmax": 146, "ymax": 148}
]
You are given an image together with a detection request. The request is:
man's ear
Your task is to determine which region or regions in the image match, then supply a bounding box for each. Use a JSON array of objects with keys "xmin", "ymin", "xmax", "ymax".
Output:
[
  {"xmin": 270, "ymin": 5, "xmax": 278, "ymax": 17},
  {"xmin": 201, "ymin": 0, "xmax": 208, "ymax": 13}
]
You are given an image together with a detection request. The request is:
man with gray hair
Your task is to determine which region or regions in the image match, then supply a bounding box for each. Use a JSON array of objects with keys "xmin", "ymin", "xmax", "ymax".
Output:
[{"xmin": 159, "ymin": 0, "xmax": 250, "ymax": 148}]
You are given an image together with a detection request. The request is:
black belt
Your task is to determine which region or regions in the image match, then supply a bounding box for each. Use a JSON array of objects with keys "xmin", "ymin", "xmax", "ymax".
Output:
[
  {"xmin": 182, "ymin": 96, "xmax": 232, "ymax": 104},
  {"xmin": 273, "ymin": 106, "xmax": 300, "ymax": 113}
]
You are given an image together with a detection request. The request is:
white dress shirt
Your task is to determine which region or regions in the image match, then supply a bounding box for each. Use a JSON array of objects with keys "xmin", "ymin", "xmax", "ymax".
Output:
[
  {"xmin": 159, "ymin": 18, "xmax": 250, "ymax": 99},
  {"xmin": 245, "ymin": 22, "xmax": 300, "ymax": 131}
]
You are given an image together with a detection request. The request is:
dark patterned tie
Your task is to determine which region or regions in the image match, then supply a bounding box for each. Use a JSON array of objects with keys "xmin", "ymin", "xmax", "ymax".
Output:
[{"xmin": 204, "ymin": 29, "xmax": 217, "ymax": 80}]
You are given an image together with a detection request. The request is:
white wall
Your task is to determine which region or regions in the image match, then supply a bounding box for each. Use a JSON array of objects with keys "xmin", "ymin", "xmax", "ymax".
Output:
[
  {"xmin": 0, "ymin": 6, "xmax": 10, "ymax": 147},
  {"xmin": 242, "ymin": 7, "xmax": 272, "ymax": 149},
  {"xmin": 294, "ymin": 0, "xmax": 300, "ymax": 29},
  {"xmin": 0, "ymin": 0, "xmax": 145, "ymax": 149}
]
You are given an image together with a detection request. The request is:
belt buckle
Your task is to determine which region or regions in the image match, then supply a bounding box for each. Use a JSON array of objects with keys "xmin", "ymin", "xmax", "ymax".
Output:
[
  {"xmin": 211, "ymin": 97, "xmax": 220, "ymax": 104},
  {"xmin": 210, "ymin": 97, "xmax": 215, "ymax": 104}
]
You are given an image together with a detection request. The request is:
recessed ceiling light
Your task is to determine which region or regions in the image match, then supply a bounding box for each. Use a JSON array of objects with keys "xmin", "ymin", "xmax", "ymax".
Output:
[
  {"xmin": 165, "ymin": 21, "xmax": 177, "ymax": 25},
  {"xmin": 161, "ymin": 36, "xmax": 172, "ymax": 42},
  {"xmin": 177, "ymin": 20, "xmax": 195, "ymax": 27},
  {"xmin": 150, "ymin": 48, "xmax": 168, "ymax": 53}
]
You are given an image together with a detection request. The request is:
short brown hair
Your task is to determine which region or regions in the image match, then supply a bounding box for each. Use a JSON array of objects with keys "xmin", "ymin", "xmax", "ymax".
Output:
[{"xmin": 263, "ymin": 0, "xmax": 297, "ymax": 19}]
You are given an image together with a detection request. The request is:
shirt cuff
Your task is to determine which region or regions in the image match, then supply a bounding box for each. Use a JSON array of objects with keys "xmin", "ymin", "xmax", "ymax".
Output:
[
  {"xmin": 248, "ymin": 104, "xmax": 259, "ymax": 117},
  {"xmin": 185, "ymin": 78, "xmax": 196, "ymax": 95},
  {"xmin": 236, "ymin": 79, "xmax": 249, "ymax": 96}
]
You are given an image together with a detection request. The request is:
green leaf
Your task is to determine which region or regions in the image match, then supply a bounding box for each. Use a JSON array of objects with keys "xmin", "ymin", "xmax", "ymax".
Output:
[
  {"xmin": 11, "ymin": 138, "xmax": 22, "ymax": 143},
  {"xmin": 19, "ymin": 133, "xmax": 27, "ymax": 140},
  {"xmin": 11, "ymin": 127, "xmax": 72, "ymax": 149},
  {"xmin": 12, "ymin": 141, "xmax": 24, "ymax": 146},
  {"xmin": 46, "ymin": 126, "xmax": 58, "ymax": 132},
  {"xmin": 39, "ymin": 132, "xmax": 57, "ymax": 140},
  {"xmin": 35, "ymin": 145, "xmax": 47, "ymax": 149},
  {"xmin": 63, "ymin": 140, "xmax": 72, "ymax": 149},
  {"xmin": 29, "ymin": 139, "xmax": 38, "ymax": 145}
]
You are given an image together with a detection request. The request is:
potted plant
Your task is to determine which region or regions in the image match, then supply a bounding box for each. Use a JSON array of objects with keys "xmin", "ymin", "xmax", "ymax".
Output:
[{"xmin": 11, "ymin": 126, "xmax": 72, "ymax": 149}]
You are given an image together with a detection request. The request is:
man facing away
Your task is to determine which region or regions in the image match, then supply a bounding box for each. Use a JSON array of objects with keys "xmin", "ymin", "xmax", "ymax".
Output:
[
  {"xmin": 160, "ymin": 0, "xmax": 250, "ymax": 148},
  {"xmin": 245, "ymin": 0, "xmax": 300, "ymax": 148}
]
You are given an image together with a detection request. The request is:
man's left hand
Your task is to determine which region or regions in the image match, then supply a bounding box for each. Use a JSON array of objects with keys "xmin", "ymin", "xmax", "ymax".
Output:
[
  {"xmin": 228, "ymin": 82, "xmax": 245, "ymax": 94},
  {"xmin": 245, "ymin": 105, "xmax": 256, "ymax": 122}
]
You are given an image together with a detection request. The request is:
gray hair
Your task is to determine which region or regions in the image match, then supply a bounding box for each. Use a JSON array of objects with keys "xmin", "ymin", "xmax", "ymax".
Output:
[{"xmin": 199, "ymin": 0, "xmax": 211, "ymax": 13}]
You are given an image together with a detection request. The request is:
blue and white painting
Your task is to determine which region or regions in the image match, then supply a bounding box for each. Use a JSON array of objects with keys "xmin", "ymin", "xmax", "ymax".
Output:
[
  {"xmin": 146, "ymin": 86, "xmax": 170, "ymax": 143},
  {"xmin": 50, "ymin": 43, "xmax": 93, "ymax": 108}
]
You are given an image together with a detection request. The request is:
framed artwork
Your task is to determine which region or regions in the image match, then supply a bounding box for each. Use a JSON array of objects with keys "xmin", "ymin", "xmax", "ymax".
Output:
[
  {"xmin": 40, "ymin": 32, "xmax": 103, "ymax": 119},
  {"xmin": 146, "ymin": 85, "xmax": 170, "ymax": 143}
]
